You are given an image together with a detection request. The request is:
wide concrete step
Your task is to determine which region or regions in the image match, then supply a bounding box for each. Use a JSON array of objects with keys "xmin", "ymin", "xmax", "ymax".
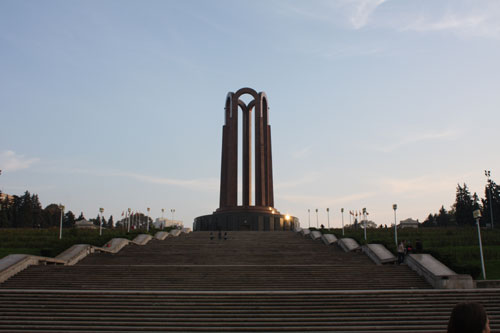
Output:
[
  {"xmin": 0, "ymin": 290, "xmax": 499, "ymax": 332},
  {"xmin": 1, "ymin": 264, "xmax": 429, "ymax": 290}
]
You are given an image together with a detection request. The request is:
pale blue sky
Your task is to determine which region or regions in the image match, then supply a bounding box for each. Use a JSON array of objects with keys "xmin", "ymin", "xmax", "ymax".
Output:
[{"xmin": 1, "ymin": 0, "xmax": 499, "ymax": 227}]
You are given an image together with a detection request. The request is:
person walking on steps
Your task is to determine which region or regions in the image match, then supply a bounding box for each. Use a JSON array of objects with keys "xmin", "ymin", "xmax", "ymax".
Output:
[{"xmin": 397, "ymin": 240, "xmax": 405, "ymax": 265}]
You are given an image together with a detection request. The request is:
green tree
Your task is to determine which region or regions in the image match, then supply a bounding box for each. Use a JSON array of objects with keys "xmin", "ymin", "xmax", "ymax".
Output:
[
  {"xmin": 453, "ymin": 183, "xmax": 475, "ymax": 226},
  {"xmin": 107, "ymin": 215, "xmax": 114, "ymax": 228},
  {"xmin": 43, "ymin": 204, "xmax": 62, "ymax": 228},
  {"xmin": 436, "ymin": 206, "xmax": 451, "ymax": 227},
  {"xmin": 63, "ymin": 211, "xmax": 76, "ymax": 228},
  {"xmin": 422, "ymin": 213, "xmax": 437, "ymax": 227},
  {"xmin": 482, "ymin": 179, "xmax": 500, "ymax": 228}
]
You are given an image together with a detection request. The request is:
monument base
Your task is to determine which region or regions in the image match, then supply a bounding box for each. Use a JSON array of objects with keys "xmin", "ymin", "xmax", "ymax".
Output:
[{"xmin": 194, "ymin": 206, "xmax": 299, "ymax": 231}]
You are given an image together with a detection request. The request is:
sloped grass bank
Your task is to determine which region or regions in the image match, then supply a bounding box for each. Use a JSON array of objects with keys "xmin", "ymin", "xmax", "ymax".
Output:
[{"xmin": 0, "ymin": 227, "xmax": 171, "ymax": 259}]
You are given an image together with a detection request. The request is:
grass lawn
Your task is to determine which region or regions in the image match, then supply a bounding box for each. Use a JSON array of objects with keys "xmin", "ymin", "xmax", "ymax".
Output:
[
  {"xmin": 322, "ymin": 226, "xmax": 500, "ymax": 280},
  {"xmin": 0, "ymin": 227, "xmax": 170, "ymax": 259}
]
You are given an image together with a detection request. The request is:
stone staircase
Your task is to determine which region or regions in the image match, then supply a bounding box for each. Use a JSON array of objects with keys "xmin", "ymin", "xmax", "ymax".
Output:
[
  {"xmin": 1, "ymin": 231, "xmax": 429, "ymax": 290},
  {"xmin": 1, "ymin": 231, "xmax": 499, "ymax": 332}
]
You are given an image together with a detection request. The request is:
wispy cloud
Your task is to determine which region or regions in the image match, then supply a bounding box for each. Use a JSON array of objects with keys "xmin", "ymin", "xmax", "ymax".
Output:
[
  {"xmin": 71, "ymin": 168, "xmax": 218, "ymax": 192},
  {"xmin": 277, "ymin": 1, "xmax": 500, "ymax": 39},
  {"xmin": 280, "ymin": 191, "xmax": 376, "ymax": 207},
  {"xmin": 275, "ymin": 172, "xmax": 319, "ymax": 190},
  {"xmin": 348, "ymin": 0, "xmax": 387, "ymax": 29},
  {"xmin": 403, "ymin": 13, "xmax": 500, "ymax": 38},
  {"xmin": 373, "ymin": 129, "xmax": 459, "ymax": 153},
  {"xmin": 277, "ymin": 0, "xmax": 387, "ymax": 29},
  {"xmin": 0, "ymin": 150, "xmax": 39, "ymax": 172},
  {"xmin": 380, "ymin": 175, "xmax": 455, "ymax": 195},
  {"xmin": 291, "ymin": 146, "xmax": 312, "ymax": 159}
]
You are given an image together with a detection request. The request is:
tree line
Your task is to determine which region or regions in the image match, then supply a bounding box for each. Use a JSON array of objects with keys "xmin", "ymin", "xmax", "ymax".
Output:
[
  {"xmin": 0, "ymin": 191, "xmax": 114, "ymax": 228},
  {"xmin": 422, "ymin": 178, "xmax": 499, "ymax": 227}
]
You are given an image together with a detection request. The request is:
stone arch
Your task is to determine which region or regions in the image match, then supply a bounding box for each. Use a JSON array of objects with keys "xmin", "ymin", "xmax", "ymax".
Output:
[{"xmin": 219, "ymin": 88, "xmax": 274, "ymax": 209}]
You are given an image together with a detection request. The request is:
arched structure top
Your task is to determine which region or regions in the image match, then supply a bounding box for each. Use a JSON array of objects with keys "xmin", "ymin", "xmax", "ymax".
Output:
[{"xmin": 234, "ymin": 87, "xmax": 259, "ymax": 100}]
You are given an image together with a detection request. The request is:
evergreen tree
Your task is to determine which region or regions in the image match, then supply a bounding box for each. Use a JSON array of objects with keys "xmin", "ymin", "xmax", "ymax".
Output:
[
  {"xmin": 422, "ymin": 213, "xmax": 437, "ymax": 227},
  {"xmin": 453, "ymin": 183, "xmax": 475, "ymax": 226},
  {"xmin": 436, "ymin": 206, "xmax": 451, "ymax": 227},
  {"xmin": 107, "ymin": 215, "xmax": 114, "ymax": 228},
  {"xmin": 63, "ymin": 211, "xmax": 76, "ymax": 228},
  {"xmin": 76, "ymin": 212, "xmax": 85, "ymax": 221},
  {"xmin": 482, "ymin": 179, "xmax": 500, "ymax": 228},
  {"xmin": 43, "ymin": 204, "xmax": 63, "ymax": 228}
]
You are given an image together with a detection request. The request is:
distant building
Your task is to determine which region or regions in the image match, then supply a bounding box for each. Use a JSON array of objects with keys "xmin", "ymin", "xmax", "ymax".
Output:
[
  {"xmin": 399, "ymin": 218, "xmax": 419, "ymax": 229},
  {"xmin": 0, "ymin": 193, "xmax": 15, "ymax": 204},
  {"xmin": 154, "ymin": 218, "xmax": 183, "ymax": 229},
  {"xmin": 75, "ymin": 219, "xmax": 98, "ymax": 229}
]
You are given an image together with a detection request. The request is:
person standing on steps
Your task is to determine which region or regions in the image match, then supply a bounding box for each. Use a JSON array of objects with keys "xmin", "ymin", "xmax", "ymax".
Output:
[
  {"xmin": 218, "ymin": 229, "xmax": 222, "ymax": 240},
  {"xmin": 223, "ymin": 232, "xmax": 227, "ymax": 240},
  {"xmin": 397, "ymin": 240, "xmax": 405, "ymax": 265},
  {"xmin": 447, "ymin": 302, "xmax": 490, "ymax": 333},
  {"xmin": 209, "ymin": 232, "xmax": 213, "ymax": 241}
]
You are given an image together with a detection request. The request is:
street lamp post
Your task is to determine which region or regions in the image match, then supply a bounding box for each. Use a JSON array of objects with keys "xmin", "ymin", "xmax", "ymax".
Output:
[
  {"xmin": 147, "ymin": 207, "xmax": 150, "ymax": 232},
  {"xmin": 341, "ymin": 208, "xmax": 345, "ymax": 236},
  {"xmin": 473, "ymin": 209, "xmax": 486, "ymax": 279},
  {"xmin": 99, "ymin": 207, "xmax": 104, "ymax": 236},
  {"xmin": 171, "ymin": 209, "xmax": 176, "ymax": 227},
  {"xmin": 393, "ymin": 204, "xmax": 398, "ymax": 246},
  {"xmin": 362, "ymin": 208, "xmax": 367, "ymax": 241},
  {"xmin": 127, "ymin": 208, "xmax": 131, "ymax": 232},
  {"xmin": 315, "ymin": 209, "xmax": 319, "ymax": 228},
  {"xmin": 307, "ymin": 209, "xmax": 310, "ymax": 228},
  {"xmin": 485, "ymin": 170, "xmax": 495, "ymax": 229},
  {"xmin": 59, "ymin": 204, "xmax": 64, "ymax": 240},
  {"xmin": 326, "ymin": 208, "xmax": 330, "ymax": 229}
]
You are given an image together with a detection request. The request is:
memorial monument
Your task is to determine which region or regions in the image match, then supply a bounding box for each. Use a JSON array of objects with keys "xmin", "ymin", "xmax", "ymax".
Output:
[{"xmin": 194, "ymin": 88, "xmax": 299, "ymax": 231}]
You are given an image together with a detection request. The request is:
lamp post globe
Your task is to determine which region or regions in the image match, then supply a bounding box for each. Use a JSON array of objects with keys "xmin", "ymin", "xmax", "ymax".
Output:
[
  {"xmin": 146, "ymin": 207, "xmax": 151, "ymax": 232},
  {"xmin": 99, "ymin": 208, "xmax": 104, "ymax": 236},
  {"xmin": 58, "ymin": 204, "xmax": 65, "ymax": 240},
  {"xmin": 393, "ymin": 204, "xmax": 398, "ymax": 245}
]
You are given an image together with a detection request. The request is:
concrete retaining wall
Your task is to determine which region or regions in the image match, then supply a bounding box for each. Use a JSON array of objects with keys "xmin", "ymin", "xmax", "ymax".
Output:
[
  {"xmin": 154, "ymin": 231, "xmax": 169, "ymax": 240},
  {"xmin": 132, "ymin": 234, "xmax": 152, "ymax": 245},
  {"xmin": 55, "ymin": 244, "xmax": 94, "ymax": 265},
  {"xmin": 0, "ymin": 254, "xmax": 65, "ymax": 284},
  {"xmin": 362, "ymin": 244, "xmax": 396, "ymax": 265},
  {"xmin": 338, "ymin": 238, "xmax": 361, "ymax": 252},
  {"xmin": 321, "ymin": 234, "xmax": 338, "ymax": 245},
  {"xmin": 406, "ymin": 254, "xmax": 474, "ymax": 289},
  {"xmin": 169, "ymin": 229, "xmax": 182, "ymax": 237},
  {"xmin": 300, "ymin": 229, "xmax": 311, "ymax": 236},
  {"xmin": 310, "ymin": 231, "xmax": 322, "ymax": 240}
]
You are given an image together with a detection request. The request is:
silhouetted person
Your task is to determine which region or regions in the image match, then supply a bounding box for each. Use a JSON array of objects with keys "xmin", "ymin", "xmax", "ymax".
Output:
[
  {"xmin": 397, "ymin": 240, "xmax": 405, "ymax": 265},
  {"xmin": 447, "ymin": 302, "xmax": 490, "ymax": 333},
  {"xmin": 209, "ymin": 232, "xmax": 213, "ymax": 240},
  {"xmin": 223, "ymin": 232, "xmax": 227, "ymax": 240},
  {"xmin": 218, "ymin": 230, "xmax": 222, "ymax": 240}
]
